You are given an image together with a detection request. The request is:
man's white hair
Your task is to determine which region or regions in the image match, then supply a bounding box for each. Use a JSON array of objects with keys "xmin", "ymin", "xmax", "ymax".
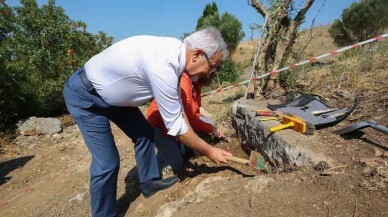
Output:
[{"xmin": 184, "ymin": 27, "xmax": 229, "ymax": 60}]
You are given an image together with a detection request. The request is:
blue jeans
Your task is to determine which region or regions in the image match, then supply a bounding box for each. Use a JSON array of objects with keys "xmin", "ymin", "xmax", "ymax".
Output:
[
  {"xmin": 154, "ymin": 123, "xmax": 210, "ymax": 171},
  {"xmin": 63, "ymin": 68, "xmax": 160, "ymax": 217},
  {"xmin": 154, "ymin": 126, "xmax": 184, "ymax": 171}
]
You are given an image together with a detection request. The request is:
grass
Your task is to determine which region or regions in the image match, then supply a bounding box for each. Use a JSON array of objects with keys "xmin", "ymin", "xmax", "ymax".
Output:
[{"xmin": 232, "ymin": 25, "xmax": 387, "ymax": 97}]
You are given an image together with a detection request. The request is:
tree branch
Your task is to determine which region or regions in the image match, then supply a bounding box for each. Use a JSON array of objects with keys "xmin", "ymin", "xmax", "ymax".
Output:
[
  {"xmin": 275, "ymin": 0, "xmax": 316, "ymax": 69},
  {"xmin": 284, "ymin": 0, "xmax": 292, "ymax": 9},
  {"xmin": 248, "ymin": 0, "xmax": 267, "ymax": 18},
  {"xmin": 298, "ymin": 0, "xmax": 326, "ymax": 59},
  {"xmin": 293, "ymin": 0, "xmax": 315, "ymax": 23}
]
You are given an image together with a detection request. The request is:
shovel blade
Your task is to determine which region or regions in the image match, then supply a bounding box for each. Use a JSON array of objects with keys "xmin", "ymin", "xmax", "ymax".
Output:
[
  {"xmin": 333, "ymin": 121, "xmax": 371, "ymax": 135},
  {"xmin": 249, "ymin": 151, "xmax": 269, "ymax": 172}
]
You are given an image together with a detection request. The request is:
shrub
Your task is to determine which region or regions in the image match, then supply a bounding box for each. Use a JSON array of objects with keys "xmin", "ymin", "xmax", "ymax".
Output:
[
  {"xmin": 195, "ymin": 2, "xmax": 245, "ymax": 53},
  {"xmin": 0, "ymin": 0, "xmax": 112, "ymax": 131},
  {"xmin": 218, "ymin": 58, "xmax": 239, "ymax": 83},
  {"xmin": 329, "ymin": 0, "xmax": 388, "ymax": 46}
]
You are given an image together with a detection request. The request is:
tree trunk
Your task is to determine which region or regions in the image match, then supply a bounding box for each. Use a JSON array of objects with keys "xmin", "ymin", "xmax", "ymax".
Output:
[{"xmin": 248, "ymin": 0, "xmax": 315, "ymax": 94}]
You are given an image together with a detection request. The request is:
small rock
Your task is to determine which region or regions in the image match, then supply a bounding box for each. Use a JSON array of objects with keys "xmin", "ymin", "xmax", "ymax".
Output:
[
  {"xmin": 359, "ymin": 158, "xmax": 381, "ymax": 167},
  {"xmin": 156, "ymin": 202, "xmax": 179, "ymax": 217},
  {"xmin": 313, "ymin": 161, "xmax": 330, "ymax": 172},
  {"xmin": 374, "ymin": 148, "xmax": 383, "ymax": 157},
  {"xmin": 244, "ymin": 176, "xmax": 274, "ymax": 194},
  {"xmin": 161, "ymin": 165, "xmax": 174, "ymax": 178},
  {"xmin": 362, "ymin": 167, "xmax": 377, "ymax": 177},
  {"xmin": 195, "ymin": 176, "xmax": 228, "ymax": 202},
  {"xmin": 68, "ymin": 192, "xmax": 85, "ymax": 202},
  {"xmin": 335, "ymin": 90, "xmax": 350, "ymax": 98},
  {"xmin": 27, "ymin": 144, "xmax": 38, "ymax": 150},
  {"xmin": 59, "ymin": 145, "xmax": 67, "ymax": 152},
  {"xmin": 320, "ymin": 170, "xmax": 335, "ymax": 176},
  {"xmin": 373, "ymin": 115, "xmax": 384, "ymax": 120},
  {"xmin": 382, "ymin": 152, "xmax": 388, "ymax": 159},
  {"xmin": 221, "ymin": 136, "xmax": 232, "ymax": 143},
  {"xmin": 17, "ymin": 117, "xmax": 62, "ymax": 136},
  {"xmin": 135, "ymin": 203, "xmax": 146, "ymax": 216},
  {"xmin": 15, "ymin": 146, "xmax": 22, "ymax": 152}
]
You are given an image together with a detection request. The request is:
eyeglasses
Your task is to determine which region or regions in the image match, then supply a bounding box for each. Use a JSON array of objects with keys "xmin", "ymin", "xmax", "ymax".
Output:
[{"xmin": 202, "ymin": 52, "xmax": 220, "ymax": 74}]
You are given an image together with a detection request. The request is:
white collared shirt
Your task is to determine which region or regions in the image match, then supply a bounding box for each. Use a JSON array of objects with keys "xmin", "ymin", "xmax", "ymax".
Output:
[{"xmin": 84, "ymin": 35, "xmax": 188, "ymax": 136}]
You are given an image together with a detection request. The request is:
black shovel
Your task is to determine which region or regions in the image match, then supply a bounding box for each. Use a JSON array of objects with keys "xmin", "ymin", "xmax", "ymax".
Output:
[{"xmin": 333, "ymin": 120, "xmax": 388, "ymax": 135}]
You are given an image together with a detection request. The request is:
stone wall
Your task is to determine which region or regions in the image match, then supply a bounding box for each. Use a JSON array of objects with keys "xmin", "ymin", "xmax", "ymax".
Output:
[{"xmin": 231, "ymin": 99, "xmax": 332, "ymax": 169}]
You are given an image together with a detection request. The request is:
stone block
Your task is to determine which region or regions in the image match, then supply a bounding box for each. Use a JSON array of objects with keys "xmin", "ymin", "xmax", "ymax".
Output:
[{"xmin": 232, "ymin": 99, "xmax": 333, "ymax": 169}]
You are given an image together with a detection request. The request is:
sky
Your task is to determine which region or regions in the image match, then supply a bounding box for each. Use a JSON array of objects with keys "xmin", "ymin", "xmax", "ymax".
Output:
[{"xmin": 8, "ymin": 0, "xmax": 360, "ymax": 42}]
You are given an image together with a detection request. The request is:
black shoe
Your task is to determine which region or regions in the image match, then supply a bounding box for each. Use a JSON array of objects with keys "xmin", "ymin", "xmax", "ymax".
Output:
[
  {"xmin": 173, "ymin": 168, "xmax": 187, "ymax": 181},
  {"xmin": 140, "ymin": 176, "xmax": 179, "ymax": 198}
]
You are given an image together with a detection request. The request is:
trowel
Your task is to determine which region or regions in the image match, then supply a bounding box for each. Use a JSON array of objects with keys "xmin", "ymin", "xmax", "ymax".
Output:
[
  {"xmin": 225, "ymin": 151, "xmax": 269, "ymax": 172},
  {"xmin": 333, "ymin": 120, "xmax": 388, "ymax": 135}
]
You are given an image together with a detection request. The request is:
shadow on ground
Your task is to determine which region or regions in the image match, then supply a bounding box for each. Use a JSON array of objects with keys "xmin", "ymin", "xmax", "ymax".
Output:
[
  {"xmin": 117, "ymin": 166, "xmax": 141, "ymax": 217},
  {"xmin": 0, "ymin": 155, "xmax": 34, "ymax": 185},
  {"xmin": 116, "ymin": 160, "xmax": 255, "ymax": 216},
  {"xmin": 341, "ymin": 131, "xmax": 388, "ymax": 151},
  {"xmin": 182, "ymin": 161, "xmax": 255, "ymax": 180}
]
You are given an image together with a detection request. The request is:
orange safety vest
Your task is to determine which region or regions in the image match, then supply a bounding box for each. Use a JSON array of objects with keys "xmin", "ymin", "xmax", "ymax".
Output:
[{"xmin": 146, "ymin": 73, "xmax": 213, "ymax": 136}]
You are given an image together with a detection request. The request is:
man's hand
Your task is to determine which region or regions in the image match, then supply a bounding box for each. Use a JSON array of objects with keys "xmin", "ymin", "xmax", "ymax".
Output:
[
  {"xmin": 212, "ymin": 126, "xmax": 225, "ymax": 139},
  {"xmin": 177, "ymin": 120, "xmax": 231, "ymax": 164},
  {"xmin": 204, "ymin": 146, "xmax": 232, "ymax": 164}
]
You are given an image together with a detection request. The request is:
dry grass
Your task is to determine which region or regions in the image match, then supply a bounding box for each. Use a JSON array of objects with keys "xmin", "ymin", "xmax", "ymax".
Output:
[
  {"xmin": 232, "ymin": 25, "xmax": 337, "ymax": 69},
  {"xmin": 201, "ymin": 87, "xmax": 244, "ymax": 136},
  {"xmin": 293, "ymin": 25, "xmax": 337, "ymax": 59},
  {"xmin": 294, "ymin": 55, "xmax": 387, "ymax": 93},
  {"xmin": 231, "ymin": 40, "xmax": 256, "ymax": 69}
]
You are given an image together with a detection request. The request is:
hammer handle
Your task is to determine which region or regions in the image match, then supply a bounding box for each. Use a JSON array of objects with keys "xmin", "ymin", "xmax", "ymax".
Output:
[
  {"xmin": 269, "ymin": 122, "xmax": 295, "ymax": 132},
  {"xmin": 226, "ymin": 156, "xmax": 249, "ymax": 165}
]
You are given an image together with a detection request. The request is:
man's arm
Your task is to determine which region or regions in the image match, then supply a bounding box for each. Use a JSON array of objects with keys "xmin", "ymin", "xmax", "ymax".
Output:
[
  {"xmin": 176, "ymin": 114, "xmax": 232, "ymax": 164},
  {"xmin": 145, "ymin": 63, "xmax": 231, "ymax": 163}
]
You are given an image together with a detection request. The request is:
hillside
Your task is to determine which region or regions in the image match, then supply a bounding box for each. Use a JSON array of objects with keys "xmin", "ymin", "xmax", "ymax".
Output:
[{"xmin": 231, "ymin": 25, "xmax": 337, "ymax": 68}]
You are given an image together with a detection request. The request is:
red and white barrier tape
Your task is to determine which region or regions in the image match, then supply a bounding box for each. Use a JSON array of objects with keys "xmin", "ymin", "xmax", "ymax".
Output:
[{"xmin": 202, "ymin": 33, "xmax": 388, "ymax": 97}]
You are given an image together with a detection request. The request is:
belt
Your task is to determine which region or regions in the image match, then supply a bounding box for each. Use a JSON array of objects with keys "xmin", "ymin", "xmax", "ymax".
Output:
[{"xmin": 79, "ymin": 69, "xmax": 95, "ymax": 93}]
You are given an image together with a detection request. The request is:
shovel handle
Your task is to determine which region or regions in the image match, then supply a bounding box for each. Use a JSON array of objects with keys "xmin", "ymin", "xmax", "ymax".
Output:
[
  {"xmin": 370, "ymin": 125, "xmax": 388, "ymax": 134},
  {"xmin": 258, "ymin": 117, "xmax": 278, "ymax": 121},
  {"xmin": 269, "ymin": 122, "xmax": 295, "ymax": 133},
  {"xmin": 225, "ymin": 156, "xmax": 249, "ymax": 165}
]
